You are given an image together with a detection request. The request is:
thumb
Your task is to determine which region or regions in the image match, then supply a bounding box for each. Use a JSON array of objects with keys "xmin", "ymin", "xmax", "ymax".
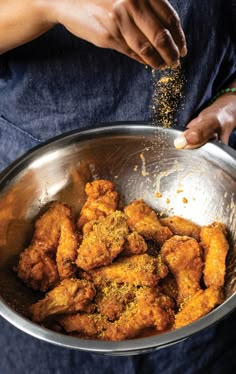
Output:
[{"xmin": 174, "ymin": 117, "xmax": 219, "ymax": 149}]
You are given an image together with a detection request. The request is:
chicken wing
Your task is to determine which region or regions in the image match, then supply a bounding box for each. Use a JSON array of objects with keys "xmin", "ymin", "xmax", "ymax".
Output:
[
  {"xmin": 121, "ymin": 232, "xmax": 148, "ymax": 257},
  {"xmin": 159, "ymin": 274, "xmax": 178, "ymax": 303},
  {"xmin": 124, "ymin": 200, "xmax": 172, "ymax": 245},
  {"xmin": 17, "ymin": 202, "xmax": 77, "ymax": 291},
  {"xmin": 76, "ymin": 211, "xmax": 129, "ymax": 271},
  {"xmin": 31, "ymin": 279, "xmax": 96, "ymax": 322},
  {"xmin": 175, "ymin": 287, "xmax": 222, "ymax": 328},
  {"xmin": 56, "ymin": 220, "xmax": 78, "ymax": 280},
  {"xmin": 160, "ymin": 216, "xmax": 200, "ymax": 241},
  {"xmin": 95, "ymin": 282, "xmax": 136, "ymax": 321},
  {"xmin": 17, "ymin": 245, "xmax": 59, "ymax": 292},
  {"xmin": 77, "ymin": 179, "xmax": 119, "ymax": 231},
  {"xmin": 90, "ymin": 253, "xmax": 168, "ymax": 287},
  {"xmin": 161, "ymin": 236, "xmax": 203, "ymax": 306},
  {"xmin": 102, "ymin": 287, "xmax": 175, "ymax": 340},
  {"xmin": 200, "ymin": 222, "xmax": 229, "ymax": 288},
  {"xmin": 57, "ymin": 312, "xmax": 109, "ymax": 339}
]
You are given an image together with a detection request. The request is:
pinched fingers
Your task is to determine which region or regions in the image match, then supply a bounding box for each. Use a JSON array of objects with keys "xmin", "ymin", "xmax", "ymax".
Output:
[
  {"xmin": 150, "ymin": 0, "xmax": 187, "ymax": 57},
  {"xmin": 112, "ymin": 0, "xmax": 186, "ymax": 68}
]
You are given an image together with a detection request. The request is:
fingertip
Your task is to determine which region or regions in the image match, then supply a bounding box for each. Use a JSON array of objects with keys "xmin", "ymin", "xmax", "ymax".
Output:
[
  {"xmin": 180, "ymin": 45, "xmax": 187, "ymax": 57},
  {"xmin": 174, "ymin": 135, "xmax": 188, "ymax": 149}
]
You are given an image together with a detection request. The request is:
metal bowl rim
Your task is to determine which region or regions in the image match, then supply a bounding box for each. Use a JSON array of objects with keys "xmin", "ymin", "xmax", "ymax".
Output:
[{"xmin": 0, "ymin": 121, "xmax": 235, "ymax": 353}]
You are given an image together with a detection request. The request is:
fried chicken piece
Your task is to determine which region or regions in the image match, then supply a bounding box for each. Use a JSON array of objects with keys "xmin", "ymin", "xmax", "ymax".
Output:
[
  {"xmin": 159, "ymin": 274, "xmax": 178, "ymax": 303},
  {"xmin": 200, "ymin": 222, "xmax": 229, "ymax": 288},
  {"xmin": 31, "ymin": 279, "xmax": 96, "ymax": 323},
  {"xmin": 57, "ymin": 313, "xmax": 109, "ymax": 339},
  {"xmin": 90, "ymin": 254, "xmax": 168, "ymax": 287},
  {"xmin": 160, "ymin": 216, "xmax": 200, "ymax": 241},
  {"xmin": 161, "ymin": 236, "xmax": 203, "ymax": 306},
  {"xmin": 102, "ymin": 287, "xmax": 175, "ymax": 341},
  {"xmin": 121, "ymin": 232, "xmax": 148, "ymax": 257},
  {"xmin": 175, "ymin": 287, "xmax": 223, "ymax": 329},
  {"xmin": 77, "ymin": 179, "xmax": 119, "ymax": 231},
  {"xmin": 56, "ymin": 220, "xmax": 78, "ymax": 280},
  {"xmin": 95, "ymin": 282, "xmax": 136, "ymax": 321},
  {"xmin": 17, "ymin": 245, "xmax": 59, "ymax": 292},
  {"xmin": 17, "ymin": 202, "xmax": 78, "ymax": 291},
  {"xmin": 124, "ymin": 200, "xmax": 172, "ymax": 245},
  {"xmin": 76, "ymin": 211, "xmax": 129, "ymax": 271}
]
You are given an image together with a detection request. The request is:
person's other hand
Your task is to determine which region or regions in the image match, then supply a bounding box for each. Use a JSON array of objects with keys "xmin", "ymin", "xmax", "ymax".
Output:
[
  {"xmin": 174, "ymin": 94, "xmax": 236, "ymax": 149},
  {"xmin": 48, "ymin": 0, "xmax": 187, "ymax": 69}
]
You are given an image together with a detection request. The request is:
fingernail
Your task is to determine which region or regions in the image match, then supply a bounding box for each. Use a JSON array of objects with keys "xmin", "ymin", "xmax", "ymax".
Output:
[
  {"xmin": 180, "ymin": 46, "xmax": 188, "ymax": 57},
  {"xmin": 174, "ymin": 135, "xmax": 188, "ymax": 149},
  {"xmin": 171, "ymin": 60, "xmax": 180, "ymax": 69}
]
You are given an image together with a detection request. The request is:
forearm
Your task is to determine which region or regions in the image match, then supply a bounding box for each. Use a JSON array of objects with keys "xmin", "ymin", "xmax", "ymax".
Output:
[{"xmin": 0, "ymin": 0, "xmax": 56, "ymax": 54}]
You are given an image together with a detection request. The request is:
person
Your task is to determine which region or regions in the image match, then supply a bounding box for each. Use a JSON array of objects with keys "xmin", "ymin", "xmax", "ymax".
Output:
[{"xmin": 0, "ymin": 0, "xmax": 235, "ymax": 373}]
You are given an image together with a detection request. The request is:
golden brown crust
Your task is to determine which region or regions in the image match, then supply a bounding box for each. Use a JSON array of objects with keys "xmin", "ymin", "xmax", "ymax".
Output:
[
  {"xmin": 90, "ymin": 253, "xmax": 168, "ymax": 287},
  {"xmin": 161, "ymin": 235, "xmax": 203, "ymax": 306},
  {"xmin": 124, "ymin": 200, "xmax": 173, "ymax": 245},
  {"xmin": 160, "ymin": 216, "xmax": 200, "ymax": 241},
  {"xmin": 77, "ymin": 180, "xmax": 119, "ymax": 230},
  {"xmin": 175, "ymin": 287, "xmax": 223, "ymax": 329},
  {"xmin": 95, "ymin": 282, "xmax": 136, "ymax": 321},
  {"xmin": 57, "ymin": 313, "xmax": 109, "ymax": 338},
  {"xmin": 102, "ymin": 287, "xmax": 175, "ymax": 341},
  {"xmin": 14, "ymin": 179, "xmax": 230, "ymax": 340},
  {"xmin": 76, "ymin": 211, "xmax": 129, "ymax": 271},
  {"xmin": 17, "ymin": 202, "xmax": 77, "ymax": 291},
  {"xmin": 31, "ymin": 279, "xmax": 96, "ymax": 323},
  {"xmin": 200, "ymin": 222, "xmax": 229, "ymax": 288},
  {"xmin": 17, "ymin": 245, "xmax": 59, "ymax": 292},
  {"xmin": 121, "ymin": 231, "xmax": 148, "ymax": 257}
]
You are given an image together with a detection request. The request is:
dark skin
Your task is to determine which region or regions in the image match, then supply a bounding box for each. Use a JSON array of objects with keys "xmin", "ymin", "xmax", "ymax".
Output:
[
  {"xmin": 0, "ymin": 0, "xmax": 235, "ymax": 148},
  {"xmin": 174, "ymin": 89, "xmax": 236, "ymax": 149}
]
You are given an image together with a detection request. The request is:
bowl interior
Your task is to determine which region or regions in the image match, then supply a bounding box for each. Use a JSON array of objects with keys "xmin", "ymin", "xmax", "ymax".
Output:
[{"xmin": 0, "ymin": 124, "xmax": 235, "ymax": 353}]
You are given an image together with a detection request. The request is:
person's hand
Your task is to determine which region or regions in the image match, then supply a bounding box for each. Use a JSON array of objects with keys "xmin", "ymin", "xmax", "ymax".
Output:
[
  {"xmin": 174, "ymin": 94, "xmax": 236, "ymax": 149},
  {"xmin": 47, "ymin": 0, "xmax": 187, "ymax": 69}
]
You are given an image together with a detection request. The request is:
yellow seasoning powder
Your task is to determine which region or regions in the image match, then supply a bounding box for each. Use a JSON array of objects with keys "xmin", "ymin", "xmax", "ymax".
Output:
[{"xmin": 151, "ymin": 64, "xmax": 185, "ymax": 128}]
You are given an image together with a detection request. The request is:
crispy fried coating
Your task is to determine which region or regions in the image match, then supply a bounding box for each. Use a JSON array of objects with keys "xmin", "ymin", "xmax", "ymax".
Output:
[
  {"xmin": 90, "ymin": 253, "xmax": 168, "ymax": 287},
  {"xmin": 121, "ymin": 232, "xmax": 148, "ymax": 257},
  {"xmin": 31, "ymin": 279, "xmax": 96, "ymax": 323},
  {"xmin": 57, "ymin": 313, "xmax": 109, "ymax": 338},
  {"xmin": 76, "ymin": 211, "xmax": 129, "ymax": 271},
  {"xmin": 95, "ymin": 282, "xmax": 136, "ymax": 321},
  {"xmin": 161, "ymin": 236, "xmax": 203, "ymax": 306},
  {"xmin": 77, "ymin": 179, "xmax": 119, "ymax": 230},
  {"xmin": 102, "ymin": 287, "xmax": 175, "ymax": 340},
  {"xmin": 159, "ymin": 274, "xmax": 178, "ymax": 303},
  {"xmin": 17, "ymin": 245, "xmax": 59, "ymax": 292},
  {"xmin": 175, "ymin": 287, "xmax": 222, "ymax": 329},
  {"xmin": 56, "ymin": 220, "xmax": 78, "ymax": 280},
  {"xmin": 160, "ymin": 216, "xmax": 200, "ymax": 241},
  {"xmin": 124, "ymin": 200, "xmax": 172, "ymax": 245},
  {"xmin": 58, "ymin": 287, "xmax": 174, "ymax": 340},
  {"xmin": 17, "ymin": 202, "xmax": 77, "ymax": 291},
  {"xmin": 200, "ymin": 222, "xmax": 229, "ymax": 288}
]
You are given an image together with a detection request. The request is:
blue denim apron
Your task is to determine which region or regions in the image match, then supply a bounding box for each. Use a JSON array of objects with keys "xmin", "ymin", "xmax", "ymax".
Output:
[{"xmin": 0, "ymin": 0, "xmax": 236, "ymax": 373}]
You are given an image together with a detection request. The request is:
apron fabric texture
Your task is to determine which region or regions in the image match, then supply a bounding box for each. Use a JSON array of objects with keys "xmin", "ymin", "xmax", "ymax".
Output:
[{"xmin": 0, "ymin": 0, "xmax": 236, "ymax": 373}]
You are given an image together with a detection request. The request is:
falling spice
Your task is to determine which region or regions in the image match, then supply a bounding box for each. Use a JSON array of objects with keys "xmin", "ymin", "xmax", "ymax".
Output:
[{"xmin": 151, "ymin": 64, "xmax": 185, "ymax": 128}]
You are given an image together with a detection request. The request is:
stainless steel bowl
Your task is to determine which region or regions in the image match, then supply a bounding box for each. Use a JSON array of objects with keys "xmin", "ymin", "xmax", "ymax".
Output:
[{"xmin": 0, "ymin": 123, "xmax": 235, "ymax": 356}]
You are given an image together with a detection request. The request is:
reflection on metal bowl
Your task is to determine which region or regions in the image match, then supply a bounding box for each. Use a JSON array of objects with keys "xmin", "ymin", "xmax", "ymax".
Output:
[{"xmin": 0, "ymin": 123, "xmax": 235, "ymax": 355}]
